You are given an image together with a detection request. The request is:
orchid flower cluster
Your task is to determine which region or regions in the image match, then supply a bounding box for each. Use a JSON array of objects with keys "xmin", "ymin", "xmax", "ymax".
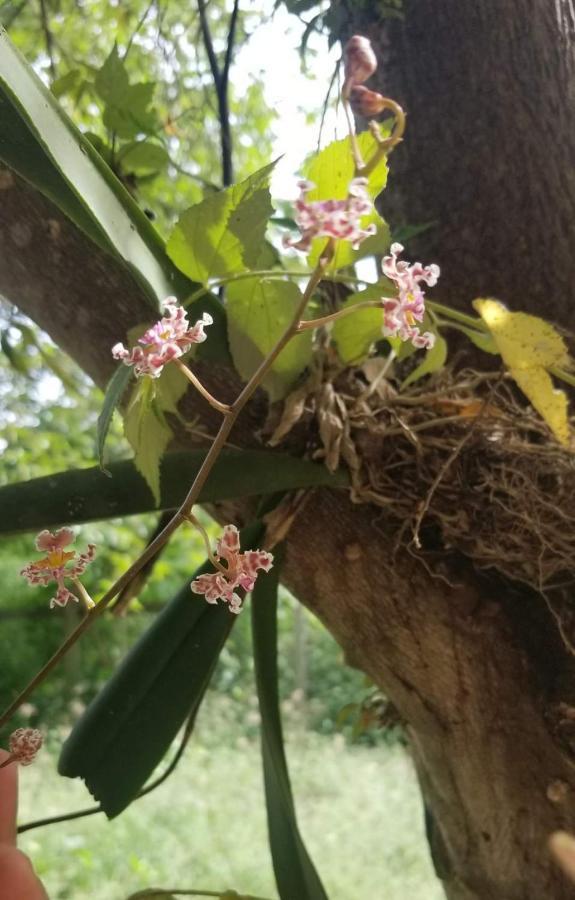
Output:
[
  {"xmin": 2, "ymin": 728, "xmax": 43, "ymax": 768},
  {"xmin": 112, "ymin": 297, "xmax": 213, "ymax": 378},
  {"xmin": 20, "ymin": 528, "xmax": 96, "ymax": 610},
  {"xmin": 381, "ymin": 243, "xmax": 439, "ymax": 349},
  {"xmin": 284, "ymin": 177, "xmax": 376, "ymax": 252},
  {"xmin": 191, "ymin": 525, "xmax": 273, "ymax": 614}
]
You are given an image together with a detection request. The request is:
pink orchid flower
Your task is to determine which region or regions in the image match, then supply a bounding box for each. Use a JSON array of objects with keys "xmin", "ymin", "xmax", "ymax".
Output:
[
  {"xmin": 191, "ymin": 525, "xmax": 273, "ymax": 615},
  {"xmin": 20, "ymin": 528, "xmax": 96, "ymax": 609},
  {"xmin": 112, "ymin": 297, "xmax": 213, "ymax": 378},
  {"xmin": 381, "ymin": 242, "xmax": 439, "ymax": 349},
  {"xmin": 284, "ymin": 178, "xmax": 376, "ymax": 253}
]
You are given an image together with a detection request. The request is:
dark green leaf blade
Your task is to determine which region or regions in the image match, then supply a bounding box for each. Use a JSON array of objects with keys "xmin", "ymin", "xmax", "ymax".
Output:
[
  {"xmin": 0, "ymin": 450, "xmax": 348, "ymax": 535},
  {"xmin": 0, "ymin": 27, "xmax": 179, "ymax": 304},
  {"xmin": 58, "ymin": 523, "xmax": 264, "ymax": 818},
  {"xmin": 97, "ymin": 364, "xmax": 133, "ymax": 473},
  {"xmin": 252, "ymin": 556, "xmax": 329, "ymax": 900}
]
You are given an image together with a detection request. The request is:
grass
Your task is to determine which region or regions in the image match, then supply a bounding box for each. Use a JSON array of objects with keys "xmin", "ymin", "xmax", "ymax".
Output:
[{"xmin": 16, "ymin": 699, "xmax": 444, "ymax": 900}]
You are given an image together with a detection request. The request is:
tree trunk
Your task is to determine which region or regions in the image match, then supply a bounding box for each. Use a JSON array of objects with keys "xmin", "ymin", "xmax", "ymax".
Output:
[
  {"xmin": 340, "ymin": 0, "xmax": 575, "ymax": 330},
  {"xmin": 3, "ymin": 12, "xmax": 575, "ymax": 882}
]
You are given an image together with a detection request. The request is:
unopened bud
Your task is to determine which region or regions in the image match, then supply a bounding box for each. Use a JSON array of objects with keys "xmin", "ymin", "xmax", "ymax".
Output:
[
  {"xmin": 350, "ymin": 85, "xmax": 388, "ymax": 118},
  {"xmin": 9, "ymin": 728, "xmax": 43, "ymax": 765},
  {"xmin": 343, "ymin": 35, "xmax": 377, "ymax": 92}
]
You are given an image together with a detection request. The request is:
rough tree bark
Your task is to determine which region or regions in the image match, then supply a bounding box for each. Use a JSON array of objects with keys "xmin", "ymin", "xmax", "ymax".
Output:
[
  {"xmin": 3, "ymin": 3, "xmax": 575, "ymax": 889},
  {"xmin": 340, "ymin": 0, "xmax": 575, "ymax": 329}
]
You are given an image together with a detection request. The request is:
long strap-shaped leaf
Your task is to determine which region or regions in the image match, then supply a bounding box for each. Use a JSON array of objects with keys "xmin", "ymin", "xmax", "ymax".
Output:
[
  {"xmin": 59, "ymin": 522, "xmax": 265, "ymax": 818},
  {"xmin": 0, "ymin": 27, "xmax": 185, "ymax": 304},
  {"xmin": 251, "ymin": 555, "xmax": 330, "ymax": 900},
  {"xmin": 0, "ymin": 450, "xmax": 347, "ymax": 535}
]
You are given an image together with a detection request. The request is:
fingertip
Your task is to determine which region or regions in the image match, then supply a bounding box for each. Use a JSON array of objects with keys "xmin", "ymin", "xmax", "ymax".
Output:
[
  {"xmin": 0, "ymin": 750, "xmax": 18, "ymax": 846},
  {"xmin": 0, "ymin": 845, "xmax": 48, "ymax": 899}
]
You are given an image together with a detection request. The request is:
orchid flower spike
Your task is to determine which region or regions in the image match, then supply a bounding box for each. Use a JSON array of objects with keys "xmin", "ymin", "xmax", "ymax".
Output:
[
  {"xmin": 20, "ymin": 528, "xmax": 96, "ymax": 609},
  {"xmin": 112, "ymin": 297, "xmax": 213, "ymax": 378},
  {"xmin": 284, "ymin": 178, "xmax": 376, "ymax": 253},
  {"xmin": 381, "ymin": 242, "xmax": 439, "ymax": 349},
  {"xmin": 191, "ymin": 525, "xmax": 273, "ymax": 614}
]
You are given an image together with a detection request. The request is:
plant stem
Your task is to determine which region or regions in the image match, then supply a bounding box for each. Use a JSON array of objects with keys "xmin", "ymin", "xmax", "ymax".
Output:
[
  {"xmin": 427, "ymin": 300, "xmax": 486, "ymax": 329},
  {"xmin": 297, "ymin": 299, "xmax": 383, "ymax": 332},
  {"xmin": 186, "ymin": 269, "xmax": 365, "ymax": 304},
  {"xmin": 174, "ymin": 359, "xmax": 231, "ymax": 414},
  {"xmin": 0, "ymin": 244, "xmax": 333, "ymax": 732}
]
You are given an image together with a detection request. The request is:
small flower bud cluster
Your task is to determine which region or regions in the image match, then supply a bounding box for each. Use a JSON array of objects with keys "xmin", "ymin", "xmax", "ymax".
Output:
[
  {"xmin": 381, "ymin": 243, "xmax": 439, "ymax": 349},
  {"xmin": 191, "ymin": 525, "xmax": 273, "ymax": 614},
  {"xmin": 8, "ymin": 728, "xmax": 43, "ymax": 766},
  {"xmin": 343, "ymin": 34, "xmax": 389, "ymax": 121},
  {"xmin": 112, "ymin": 297, "xmax": 213, "ymax": 378},
  {"xmin": 284, "ymin": 178, "xmax": 376, "ymax": 253}
]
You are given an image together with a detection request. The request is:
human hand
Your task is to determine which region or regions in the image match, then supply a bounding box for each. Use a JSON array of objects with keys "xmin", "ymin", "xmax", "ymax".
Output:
[{"xmin": 0, "ymin": 749, "xmax": 48, "ymax": 899}]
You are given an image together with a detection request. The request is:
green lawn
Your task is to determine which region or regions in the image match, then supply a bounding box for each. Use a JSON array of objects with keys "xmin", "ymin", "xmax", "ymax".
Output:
[{"xmin": 17, "ymin": 703, "xmax": 443, "ymax": 900}]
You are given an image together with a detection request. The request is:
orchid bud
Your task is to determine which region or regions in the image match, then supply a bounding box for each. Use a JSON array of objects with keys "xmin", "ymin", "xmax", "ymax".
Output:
[
  {"xmin": 9, "ymin": 728, "xmax": 43, "ymax": 766},
  {"xmin": 343, "ymin": 35, "xmax": 377, "ymax": 92},
  {"xmin": 350, "ymin": 85, "xmax": 388, "ymax": 118}
]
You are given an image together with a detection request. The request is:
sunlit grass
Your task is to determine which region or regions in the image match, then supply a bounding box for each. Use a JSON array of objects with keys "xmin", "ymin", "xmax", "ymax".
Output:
[{"xmin": 17, "ymin": 699, "xmax": 443, "ymax": 900}]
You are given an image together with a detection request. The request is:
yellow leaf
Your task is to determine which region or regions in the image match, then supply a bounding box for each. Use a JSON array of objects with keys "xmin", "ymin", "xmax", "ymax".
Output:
[{"xmin": 473, "ymin": 298, "xmax": 571, "ymax": 446}]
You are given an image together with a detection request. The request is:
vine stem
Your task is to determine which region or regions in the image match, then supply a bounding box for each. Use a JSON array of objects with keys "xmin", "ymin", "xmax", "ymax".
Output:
[
  {"xmin": 186, "ymin": 268, "xmax": 366, "ymax": 304},
  {"xmin": 296, "ymin": 298, "xmax": 383, "ymax": 332},
  {"xmin": 0, "ymin": 244, "xmax": 333, "ymax": 732},
  {"xmin": 174, "ymin": 358, "xmax": 231, "ymax": 414}
]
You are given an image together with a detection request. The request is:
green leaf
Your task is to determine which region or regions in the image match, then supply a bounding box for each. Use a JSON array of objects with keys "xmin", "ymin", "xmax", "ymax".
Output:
[
  {"xmin": 97, "ymin": 365, "xmax": 132, "ymax": 473},
  {"xmin": 166, "ymin": 162, "xmax": 276, "ymax": 285},
  {"xmin": 95, "ymin": 47, "xmax": 157, "ymax": 139},
  {"xmin": 302, "ymin": 131, "xmax": 389, "ymax": 271},
  {"xmin": 252, "ymin": 555, "xmax": 329, "ymax": 900},
  {"xmin": 454, "ymin": 323, "xmax": 498, "ymax": 355},
  {"xmin": 125, "ymin": 893, "xmax": 176, "ymax": 900},
  {"xmin": 123, "ymin": 379, "xmax": 172, "ymax": 506},
  {"xmin": 51, "ymin": 69, "xmax": 82, "ymax": 99},
  {"xmin": 401, "ymin": 334, "xmax": 447, "ymax": 388},
  {"xmin": 0, "ymin": 450, "xmax": 348, "ymax": 535},
  {"xmin": 117, "ymin": 141, "xmax": 170, "ymax": 174},
  {"xmin": 0, "ymin": 27, "xmax": 178, "ymax": 305},
  {"xmin": 227, "ymin": 277, "xmax": 313, "ymax": 401},
  {"xmin": 59, "ymin": 522, "xmax": 266, "ymax": 818},
  {"xmin": 331, "ymin": 286, "xmax": 384, "ymax": 365}
]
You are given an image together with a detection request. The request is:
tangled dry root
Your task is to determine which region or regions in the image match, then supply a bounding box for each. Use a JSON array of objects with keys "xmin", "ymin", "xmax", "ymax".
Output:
[{"xmin": 268, "ymin": 357, "xmax": 575, "ymax": 596}]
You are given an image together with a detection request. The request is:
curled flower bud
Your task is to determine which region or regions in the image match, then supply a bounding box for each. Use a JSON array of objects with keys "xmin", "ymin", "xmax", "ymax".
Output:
[
  {"xmin": 350, "ymin": 85, "xmax": 388, "ymax": 119},
  {"xmin": 381, "ymin": 243, "xmax": 439, "ymax": 349},
  {"xmin": 8, "ymin": 728, "xmax": 43, "ymax": 766},
  {"xmin": 284, "ymin": 178, "xmax": 376, "ymax": 254},
  {"xmin": 191, "ymin": 525, "xmax": 273, "ymax": 614},
  {"xmin": 112, "ymin": 297, "xmax": 213, "ymax": 378},
  {"xmin": 343, "ymin": 35, "xmax": 377, "ymax": 94},
  {"xmin": 20, "ymin": 528, "xmax": 96, "ymax": 610}
]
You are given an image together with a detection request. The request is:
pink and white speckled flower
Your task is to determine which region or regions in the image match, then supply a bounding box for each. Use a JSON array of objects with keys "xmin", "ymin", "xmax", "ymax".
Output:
[
  {"xmin": 112, "ymin": 297, "xmax": 213, "ymax": 378},
  {"xmin": 20, "ymin": 528, "xmax": 96, "ymax": 609},
  {"xmin": 8, "ymin": 728, "xmax": 43, "ymax": 766},
  {"xmin": 191, "ymin": 525, "xmax": 273, "ymax": 615},
  {"xmin": 284, "ymin": 178, "xmax": 376, "ymax": 253},
  {"xmin": 381, "ymin": 243, "xmax": 439, "ymax": 349}
]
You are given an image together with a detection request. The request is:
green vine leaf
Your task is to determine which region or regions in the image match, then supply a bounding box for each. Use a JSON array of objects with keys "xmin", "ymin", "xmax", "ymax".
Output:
[
  {"xmin": 401, "ymin": 333, "xmax": 447, "ymax": 388},
  {"xmin": 302, "ymin": 131, "xmax": 389, "ymax": 270},
  {"xmin": 95, "ymin": 46, "xmax": 157, "ymax": 139},
  {"xmin": 123, "ymin": 378, "xmax": 172, "ymax": 505},
  {"xmin": 226, "ymin": 277, "xmax": 313, "ymax": 401},
  {"xmin": 166, "ymin": 161, "xmax": 277, "ymax": 285},
  {"xmin": 331, "ymin": 286, "xmax": 384, "ymax": 365}
]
